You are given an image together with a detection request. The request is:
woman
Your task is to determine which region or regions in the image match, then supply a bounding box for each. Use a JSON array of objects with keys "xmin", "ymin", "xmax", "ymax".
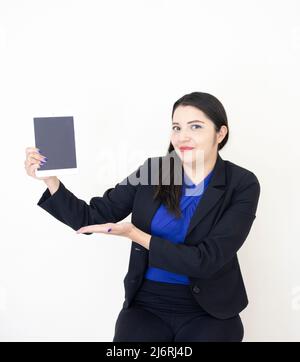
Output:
[{"xmin": 24, "ymin": 91, "xmax": 260, "ymax": 342}]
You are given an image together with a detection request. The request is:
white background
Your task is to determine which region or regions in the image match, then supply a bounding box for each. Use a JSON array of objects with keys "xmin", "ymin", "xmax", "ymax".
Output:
[{"xmin": 0, "ymin": 0, "xmax": 299, "ymax": 341}]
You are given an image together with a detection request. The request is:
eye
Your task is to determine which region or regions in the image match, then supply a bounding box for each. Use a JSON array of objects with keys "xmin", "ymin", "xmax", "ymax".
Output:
[{"xmin": 172, "ymin": 125, "xmax": 203, "ymax": 131}]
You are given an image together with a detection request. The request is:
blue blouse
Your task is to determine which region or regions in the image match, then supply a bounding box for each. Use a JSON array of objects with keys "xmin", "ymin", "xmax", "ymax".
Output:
[{"xmin": 144, "ymin": 168, "xmax": 214, "ymax": 285}]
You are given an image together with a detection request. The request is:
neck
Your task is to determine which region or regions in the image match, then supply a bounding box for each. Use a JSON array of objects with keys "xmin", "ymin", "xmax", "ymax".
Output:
[{"xmin": 183, "ymin": 152, "xmax": 218, "ymax": 185}]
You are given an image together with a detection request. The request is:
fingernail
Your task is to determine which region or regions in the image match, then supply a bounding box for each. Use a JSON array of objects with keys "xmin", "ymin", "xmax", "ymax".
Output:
[{"xmin": 107, "ymin": 228, "xmax": 112, "ymax": 232}]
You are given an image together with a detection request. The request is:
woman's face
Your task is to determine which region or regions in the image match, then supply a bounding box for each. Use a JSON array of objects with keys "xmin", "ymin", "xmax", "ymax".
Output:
[{"xmin": 170, "ymin": 105, "xmax": 227, "ymax": 166}]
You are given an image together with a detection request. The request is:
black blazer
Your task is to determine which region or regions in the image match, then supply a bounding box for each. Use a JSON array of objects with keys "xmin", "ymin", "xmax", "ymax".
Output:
[{"xmin": 37, "ymin": 152, "xmax": 260, "ymax": 319}]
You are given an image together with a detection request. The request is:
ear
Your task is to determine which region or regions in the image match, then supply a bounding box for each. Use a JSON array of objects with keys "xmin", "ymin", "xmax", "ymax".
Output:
[{"xmin": 217, "ymin": 125, "xmax": 228, "ymax": 144}]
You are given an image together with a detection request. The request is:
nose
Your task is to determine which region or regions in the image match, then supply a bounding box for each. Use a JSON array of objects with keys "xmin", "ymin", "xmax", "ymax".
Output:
[{"xmin": 178, "ymin": 133, "xmax": 191, "ymax": 143}]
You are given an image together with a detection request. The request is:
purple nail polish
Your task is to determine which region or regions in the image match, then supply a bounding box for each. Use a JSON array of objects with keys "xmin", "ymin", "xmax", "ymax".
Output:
[{"xmin": 107, "ymin": 228, "xmax": 112, "ymax": 232}]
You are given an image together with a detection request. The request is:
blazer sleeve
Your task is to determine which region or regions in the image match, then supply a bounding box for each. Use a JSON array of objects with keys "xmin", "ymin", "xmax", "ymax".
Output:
[
  {"xmin": 37, "ymin": 158, "xmax": 148, "ymax": 235},
  {"xmin": 148, "ymin": 171, "xmax": 261, "ymax": 279}
]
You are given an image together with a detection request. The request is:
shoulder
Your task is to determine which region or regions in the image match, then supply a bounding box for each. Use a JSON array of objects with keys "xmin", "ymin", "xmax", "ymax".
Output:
[
  {"xmin": 223, "ymin": 159, "xmax": 260, "ymax": 202},
  {"xmin": 224, "ymin": 159, "xmax": 259, "ymax": 184}
]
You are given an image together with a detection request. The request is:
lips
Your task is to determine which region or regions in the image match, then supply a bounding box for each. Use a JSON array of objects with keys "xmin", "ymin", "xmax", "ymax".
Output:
[{"xmin": 179, "ymin": 147, "xmax": 195, "ymax": 151}]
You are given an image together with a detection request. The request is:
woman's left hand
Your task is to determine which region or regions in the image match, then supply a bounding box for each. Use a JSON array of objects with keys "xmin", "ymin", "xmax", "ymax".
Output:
[{"xmin": 76, "ymin": 222, "xmax": 134, "ymax": 239}]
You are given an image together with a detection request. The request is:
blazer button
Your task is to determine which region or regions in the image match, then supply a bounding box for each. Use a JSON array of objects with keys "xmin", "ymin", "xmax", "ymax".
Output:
[{"xmin": 192, "ymin": 285, "xmax": 200, "ymax": 294}]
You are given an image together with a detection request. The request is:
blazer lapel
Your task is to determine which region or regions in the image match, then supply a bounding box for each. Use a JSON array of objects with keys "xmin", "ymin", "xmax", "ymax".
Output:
[
  {"xmin": 138, "ymin": 153, "xmax": 226, "ymax": 244},
  {"xmin": 185, "ymin": 153, "xmax": 226, "ymax": 238},
  {"xmin": 137, "ymin": 185, "xmax": 161, "ymax": 236}
]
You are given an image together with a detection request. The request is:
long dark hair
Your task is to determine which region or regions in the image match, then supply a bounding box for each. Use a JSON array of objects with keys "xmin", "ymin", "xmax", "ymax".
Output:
[{"xmin": 153, "ymin": 91, "xmax": 229, "ymax": 218}]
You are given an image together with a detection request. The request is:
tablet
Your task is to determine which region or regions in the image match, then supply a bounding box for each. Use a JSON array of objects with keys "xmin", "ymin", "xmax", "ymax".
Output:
[{"xmin": 34, "ymin": 116, "xmax": 78, "ymax": 177}]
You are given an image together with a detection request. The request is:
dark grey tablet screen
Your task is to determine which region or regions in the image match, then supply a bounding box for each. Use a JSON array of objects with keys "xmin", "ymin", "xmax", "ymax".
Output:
[{"xmin": 33, "ymin": 116, "xmax": 77, "ymax": 170}]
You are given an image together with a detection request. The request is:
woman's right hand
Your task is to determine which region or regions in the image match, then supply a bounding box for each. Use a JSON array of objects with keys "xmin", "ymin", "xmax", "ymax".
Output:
[{"xmin": 24, "ymin": 146, "xmax": 54, "ymax": 181}]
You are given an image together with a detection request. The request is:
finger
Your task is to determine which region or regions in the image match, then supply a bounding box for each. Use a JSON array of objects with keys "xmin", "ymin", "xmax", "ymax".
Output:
[
  {"xmin": 76, "ymin": 224, "xmax": 111, "ymax": 234},
  {"xmin": 76, "ymin": 226, "xmax": 105, "ymax": 233},
  {"xmin": 25, "ymin": 154, "xmax": 47, "ymax": 170},
  {"xmin": 28, "ymin": 152, "xmax": 47, "ymax": 163},
  {"xmin": 25, "ymin": 157, "xmax": 41, "ymax": 171},
  {"xmin": 25, "ymin": 147, "xmax": 47, "ymax": 163},
  {"xmin": 28, "ymin": 163, "xmax": 41, "ymax": 177},
  {"xmin": 27, "ymin": 163, "xmax": 39, "ymax": 177},
  {"xmin": 25, "ymin": 147, "xmax": 40, "ymax": 156},
  {"xmin": 76, "ymin": 227, "xmax": 96, "ymax": 234}
]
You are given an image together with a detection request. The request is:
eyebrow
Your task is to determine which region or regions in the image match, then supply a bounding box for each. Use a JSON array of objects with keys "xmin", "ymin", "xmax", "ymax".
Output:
[{"xmin": 172, "ymin": 120, "xmax": 205, "ymax": 125}]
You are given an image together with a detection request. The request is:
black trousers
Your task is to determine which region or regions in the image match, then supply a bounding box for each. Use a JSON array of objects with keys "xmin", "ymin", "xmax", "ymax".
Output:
[{"xmin": 113, "ymin": 278, "xmax": 244, "ymax": 342}]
